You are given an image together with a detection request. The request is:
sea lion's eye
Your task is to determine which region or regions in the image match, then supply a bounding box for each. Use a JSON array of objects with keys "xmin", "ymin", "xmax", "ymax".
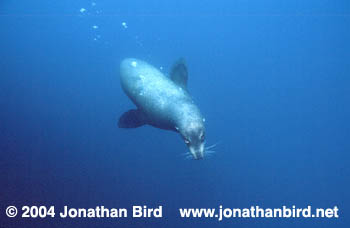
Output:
[
  {"xmin": 185, "ymin": 139, "xmax": 190, "ymax": 144},
  {"xmin": 200, "ymin": 133, "xmax": 205, "ymax": 141}
]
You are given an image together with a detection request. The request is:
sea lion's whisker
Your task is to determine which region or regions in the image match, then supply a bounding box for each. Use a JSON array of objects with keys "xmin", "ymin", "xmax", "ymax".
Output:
[
  {"xmin": 180, "ymin": 152, "xmax": 191, "ymax": 157},
  {"xmin": 205, "ymin": 141, "xmax": 221, "ymax": 150},
  {"xmin": 205, "ymin": 145, "xmax": 216, "ymax": 150}
]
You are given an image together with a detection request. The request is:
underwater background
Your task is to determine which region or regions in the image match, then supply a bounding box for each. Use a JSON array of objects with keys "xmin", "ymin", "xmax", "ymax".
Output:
[{"xmin": 0, "ymin": 0, "xmax": 349, "ymax": 227}]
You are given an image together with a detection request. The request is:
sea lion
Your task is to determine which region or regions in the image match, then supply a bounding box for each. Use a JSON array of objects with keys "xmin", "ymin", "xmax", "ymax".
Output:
[{"xmin": 118, "ymin": 58, "xmax": 206, "ymax": 159}]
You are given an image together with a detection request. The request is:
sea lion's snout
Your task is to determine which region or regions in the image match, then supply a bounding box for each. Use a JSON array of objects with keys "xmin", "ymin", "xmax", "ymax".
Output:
[{"xmin": 189, "ymin": 143, "xmax": 205, "ymax": 160}]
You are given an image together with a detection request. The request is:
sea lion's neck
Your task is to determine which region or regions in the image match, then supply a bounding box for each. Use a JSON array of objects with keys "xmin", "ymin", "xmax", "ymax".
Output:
[{"xmin": 174, "ymin": 102, "xmax": 204, "ymax": 132}]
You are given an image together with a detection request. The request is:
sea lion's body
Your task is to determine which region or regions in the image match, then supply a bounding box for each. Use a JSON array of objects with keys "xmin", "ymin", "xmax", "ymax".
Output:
[{"xmin": 119, "ymin": 58, "xmax": 206, "ymax": 159}]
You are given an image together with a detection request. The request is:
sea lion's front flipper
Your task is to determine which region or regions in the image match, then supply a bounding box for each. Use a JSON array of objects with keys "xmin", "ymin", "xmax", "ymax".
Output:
[
  {"xmin": 170, "ymin": 58, "xmax": 188, "ymax": 91},
  {"xmin": 118, "ymin": 109, "xmax": 146, "ymax": 128}
]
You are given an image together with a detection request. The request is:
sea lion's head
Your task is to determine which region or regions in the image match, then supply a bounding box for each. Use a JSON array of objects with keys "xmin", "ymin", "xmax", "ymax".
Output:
[{"xmin": 179, "ymin": 121, "xmax": 206, "ymax": 160}]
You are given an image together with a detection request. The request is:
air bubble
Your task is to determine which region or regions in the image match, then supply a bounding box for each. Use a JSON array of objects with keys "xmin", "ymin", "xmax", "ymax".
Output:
[{"xmin": 122, "ymin": 22, "xmax": 128, "ymax": 29}]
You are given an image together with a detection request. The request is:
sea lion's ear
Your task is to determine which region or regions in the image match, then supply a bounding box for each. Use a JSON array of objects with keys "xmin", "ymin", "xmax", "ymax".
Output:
[
  {"xmin": 170, "ymin": 58, "xmax": 188, "ymax": 90},
  {"xmin": 118, "ymin": 109, "xmax": 146, "ymax": 128}
]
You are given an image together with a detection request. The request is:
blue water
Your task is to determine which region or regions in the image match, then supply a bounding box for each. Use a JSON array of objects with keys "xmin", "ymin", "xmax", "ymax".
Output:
[{"xmin": 1, "ymin": 1, "xmax": 349, "ymax": 227}]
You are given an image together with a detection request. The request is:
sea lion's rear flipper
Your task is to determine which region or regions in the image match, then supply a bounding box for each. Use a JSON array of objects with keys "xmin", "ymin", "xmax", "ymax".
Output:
[
  {"xmin": 170, "ymin": 58, "xmax": 188, "ymax": 91},
  {"xmin": 118, "ymin": 109, "xmax": 146, "ymax": 128}
]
